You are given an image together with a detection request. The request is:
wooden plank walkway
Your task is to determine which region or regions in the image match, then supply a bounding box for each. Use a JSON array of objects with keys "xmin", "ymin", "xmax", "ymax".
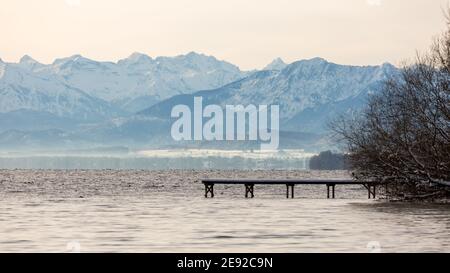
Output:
[{"xmin": 201, "ymin": 179, "xmax": 383, "ymax": 199}]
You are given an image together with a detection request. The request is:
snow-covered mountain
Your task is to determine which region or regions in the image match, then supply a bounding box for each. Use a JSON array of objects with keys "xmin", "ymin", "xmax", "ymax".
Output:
[
  {"xmin": 2, "ymin": 52, "xmax": 246, "ymax": 113},
  {"xmin": 0, "ymin": 60, "xmax": 124, "ymax": 122},
  {"xmin": 0, "ymin": 55, "xmax": 399, "ymax": 150},
  {"xmin": 263, "ymin": 58, "xmax": 288, "ymax": 71},
  {"xmin": 141, "ymin": 58, "xmax": 398, "ymax": 133}
]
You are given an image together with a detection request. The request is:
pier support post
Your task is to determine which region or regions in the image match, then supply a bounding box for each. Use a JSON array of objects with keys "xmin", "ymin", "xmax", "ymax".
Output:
[
  {"xmin": 245, "ymin": 184, "xmax": 254, "ymax": 198},
  {"xmin": 286, "ymin": 184, "xmax": 295, "ymax": 199},
  {"xmin": 366, "ymin": 184, "xmax": 377, "ymax": 199},
  {"xmin": 205, "ymin": 184, "xmax": 214, "ymax": 198},
  {"xmin": 327, "ymin": 184, "xmax": 336, "ymax": 199}
]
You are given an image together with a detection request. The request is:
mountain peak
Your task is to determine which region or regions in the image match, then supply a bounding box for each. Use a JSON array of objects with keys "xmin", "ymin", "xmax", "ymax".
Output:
[
  {"xmin": 18, "ymin": 55, "xmax": 44, "ymax": 71},
  {"xmin": 53, "ymin": 54, "xmax": 91, "ymax": 65},
  {"xmin": 186, "ymin": 51, "xmax": 204, "ymax": 57},
  {"xmin": 173, "ymin": 51, "xmax": 209, "ymax": 61},
  {"xmin": 264, "ymin": 57, "xmax": 287, "ymax": 70},
  {"xmin": 128, "ymin": 52, "xmax": 152, "ymax": 61},
  {"xmin": 118, "ymin": 52, "xmax": 153, "ymax": 66},
  {"xmin": 381, "ymin": 62, "xmax": 395, "ymax": 70},
  {"xmin": 304, "ymin": 57, "xmax": 328, "ymax": 64},
  {"xmin": 68, "ymin": 54, "xmax": 83, "ymax": 61},
  {"xmin": 20, "ymin": 55, "xmax": 39, "ymax": 64},
  {"xmin": 287, "ymin": 57, "xmax": 329, "ymax": 70}
]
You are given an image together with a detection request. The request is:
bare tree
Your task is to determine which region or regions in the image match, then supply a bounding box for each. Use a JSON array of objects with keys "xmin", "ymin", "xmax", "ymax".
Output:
[{"xmin": 331, "ymin": 11, "xmax": 450, "ymax": 200}]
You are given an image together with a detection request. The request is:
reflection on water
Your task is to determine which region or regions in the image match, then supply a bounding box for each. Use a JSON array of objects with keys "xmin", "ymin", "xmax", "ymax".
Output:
[{"xmin": 0, "ymin": 170, "xmax": 449, "ymax": 252}]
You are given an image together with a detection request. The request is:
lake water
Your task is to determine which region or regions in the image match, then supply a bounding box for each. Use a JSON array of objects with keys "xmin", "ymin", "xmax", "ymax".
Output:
[{"xmin": 0, "ymin": 170, "xmax": 449, "ymax": 253}]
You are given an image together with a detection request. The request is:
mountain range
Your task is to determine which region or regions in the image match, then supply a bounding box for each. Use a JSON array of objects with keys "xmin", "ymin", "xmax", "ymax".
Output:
[{"xmin": 0, "ymin": 53, "xmax": 398, "ymax": 151}]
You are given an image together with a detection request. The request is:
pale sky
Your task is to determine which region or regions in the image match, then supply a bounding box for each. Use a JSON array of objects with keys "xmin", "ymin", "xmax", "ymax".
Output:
[{"xmin": 0, "ymin": 0, "xmax": 448, "ymax": 70}]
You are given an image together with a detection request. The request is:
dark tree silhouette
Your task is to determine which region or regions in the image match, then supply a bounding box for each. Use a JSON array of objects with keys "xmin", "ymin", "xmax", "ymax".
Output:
[{"xmin": 309, "ymin": 151, "xmax": 349, "ymax": 170}]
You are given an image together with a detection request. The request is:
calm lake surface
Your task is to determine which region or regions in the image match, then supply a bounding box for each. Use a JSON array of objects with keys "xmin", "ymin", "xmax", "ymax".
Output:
[{"xmin": 0, "ymin": 170, "xmax": 449, "ymax": 253}]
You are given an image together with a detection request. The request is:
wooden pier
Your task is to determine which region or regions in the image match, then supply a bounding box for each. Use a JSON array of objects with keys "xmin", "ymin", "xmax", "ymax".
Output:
[{"xmin": 201, "ymin": 179, "xmax": 382, "ymax": 199}]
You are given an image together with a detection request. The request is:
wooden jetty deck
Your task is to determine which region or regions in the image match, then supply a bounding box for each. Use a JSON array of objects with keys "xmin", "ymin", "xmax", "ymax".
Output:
[{"xmin": 201, "ymin": 179, "xmax": 383, "ymax": 199}]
